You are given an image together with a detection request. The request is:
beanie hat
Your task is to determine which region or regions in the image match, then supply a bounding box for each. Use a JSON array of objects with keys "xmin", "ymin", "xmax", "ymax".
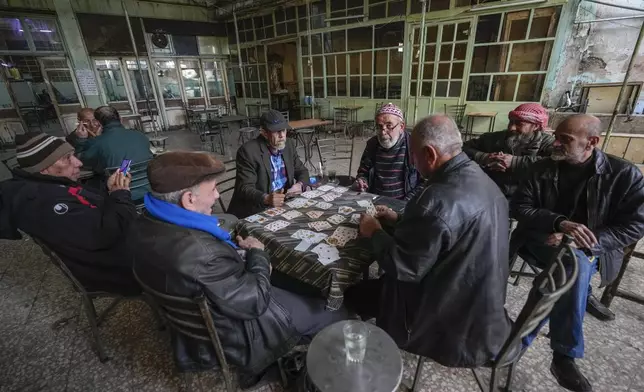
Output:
[{"xmin": 15, "ymin": 132, "xmax": 75, "ymax": 173}]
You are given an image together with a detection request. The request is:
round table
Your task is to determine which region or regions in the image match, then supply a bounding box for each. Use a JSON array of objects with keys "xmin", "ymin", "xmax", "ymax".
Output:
[{"xmin": 306, "ymin": 320, "xmax": 403, "ymax": 392}]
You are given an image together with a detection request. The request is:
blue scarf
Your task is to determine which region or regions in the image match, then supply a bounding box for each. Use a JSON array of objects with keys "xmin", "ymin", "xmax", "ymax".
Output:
[{"xmin": 144, "ymin": 193, "xmax": 238, "ymax": 249}]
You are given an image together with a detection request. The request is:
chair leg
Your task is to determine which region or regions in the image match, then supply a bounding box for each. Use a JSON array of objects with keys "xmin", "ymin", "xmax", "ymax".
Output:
[
  {"xmin": 410, "ymin": 356, "xmax": 425, "ymax": 392},
  {"xmin": 141, "ymin": 295, "xmax": 166, "ymax": 331},
  {"xmin": 512, "ymin": 260, "xmax": 527, "ymax": 286},
  {"xmin": 504, "ymin": 363, "xmax": 515, "ymax": 392},
  {"xmin": 96, "ymin": 298, "xmax": 123, "ymax": 326},
  {"xmin": 81, "ymin": 294, "xmax": 109, "ymax": 362},
  {"xmin": 489, "ymin": 367, "xmax": 498, "ymax": 392},
  {"xmin": 471, "ymin": 368, "xmax": 488, "ymax": 392}
]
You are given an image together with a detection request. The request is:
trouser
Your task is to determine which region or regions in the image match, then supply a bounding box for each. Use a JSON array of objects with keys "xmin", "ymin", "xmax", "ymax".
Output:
[
  {"xmin": 271, "ymin": 287, "xmax": 349, "ymax": 339},
  {"xmin": 521, "ymin": 240, "xmax": 598, "ymax": 359}
]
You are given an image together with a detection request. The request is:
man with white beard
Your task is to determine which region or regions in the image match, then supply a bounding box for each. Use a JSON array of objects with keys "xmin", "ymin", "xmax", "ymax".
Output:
[
  {"xmin": 510, "ymin": 114, "xmax": 644, "ymax": 392},
  {"xmin": 463, "ymin": 103, "xmax": 554, "ymax": 199},
  {"xmin": 352, "ymin": 103, "xmax": 421, "ymax": 200}
]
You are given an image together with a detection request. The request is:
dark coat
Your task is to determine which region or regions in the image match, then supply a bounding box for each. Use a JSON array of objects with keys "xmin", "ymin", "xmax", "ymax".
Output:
[
  {"xmin": 463, "ymin": 130, "xmax": 554, "ymax": 198},
  {"xmin": 356, "ymin": 132, "xmax": 420, "ymax": 201},
  {"xmin": 0, "ymin": 169, "xmax": 139, "ymax": 295},
  {"xmin": 130, "ymin": 213, "xmax": 300, "ymax": 375},
  {"xmin": 228, "ymin": 136, "xmax": 308, "ymax": 218},
  {"xmin": 370, "ymin": 152, "xmax": 512, "ymax": 367},
  {"xmin": 510, "ymin": 150, "xmax": 644, "ymax": 285}
]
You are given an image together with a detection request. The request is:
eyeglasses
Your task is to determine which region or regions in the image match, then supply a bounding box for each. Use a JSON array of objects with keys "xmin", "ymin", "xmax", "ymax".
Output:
[{"xmin": 376, "ymin": 122, "xmax": 402, "ymax": 131}]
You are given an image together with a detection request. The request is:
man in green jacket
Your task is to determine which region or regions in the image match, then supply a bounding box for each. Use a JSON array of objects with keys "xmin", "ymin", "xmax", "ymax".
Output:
[{"xmin": 463, "ymin": 103, "xmax": 554, "ymax": 199}]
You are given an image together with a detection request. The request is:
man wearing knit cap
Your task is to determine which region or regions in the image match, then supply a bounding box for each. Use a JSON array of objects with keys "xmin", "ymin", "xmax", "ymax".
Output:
[
  {"xmin": 0, "ymin": 132, "xmax": 139, "ymax": 295},
  {"xmin": 130, "ymin": 151, "xmax": 346, "ymax": 388},
  {"xmin": 353, "ymin": 103, "xmax": 420, "ymax": 200},
  {"xmin": 463, "ymin": 103, "xmax": 554, "ymax": 198}
]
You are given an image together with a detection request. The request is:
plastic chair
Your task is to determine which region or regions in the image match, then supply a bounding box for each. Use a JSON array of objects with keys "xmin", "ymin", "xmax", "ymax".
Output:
[{"xmin": 404, "ymin": 236, "xmax": 579, "ymax": 392}]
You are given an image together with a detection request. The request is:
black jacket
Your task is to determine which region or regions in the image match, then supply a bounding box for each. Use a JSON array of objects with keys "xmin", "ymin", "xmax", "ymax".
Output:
[
  {"xmin": 510, "ymin": 150, "xmax": 644, "ymax": 285},
  {"xmin": 228, "ymin": 136, "xmax": 308, "ymax": 218},
  {"xmin": 130, "ymin": 213, "xmax": 300, "ymax": 375},
  {"xmin": 370, "ymin": 152, "xmax": 512, "ymax": 367},
  {"xmin": 463, "ymin": 130, "xmax": 554, "ymax": 198},
  {"xmin": 0, "ymin": 169, "xmax": 139, "ymax": 294}
]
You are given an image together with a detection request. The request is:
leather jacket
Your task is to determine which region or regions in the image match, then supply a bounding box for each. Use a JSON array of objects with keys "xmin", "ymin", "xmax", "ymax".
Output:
[
  {"xmin": 370, "ymin": 152, "xmax": 513, "ymax": 367},
  {"xmin": 510, "ymin": 150, "xmax": 644, "ymax": 285},
  {"xmin": 130, "ymin": 213, "xmax": 300, "ymax": 375}
]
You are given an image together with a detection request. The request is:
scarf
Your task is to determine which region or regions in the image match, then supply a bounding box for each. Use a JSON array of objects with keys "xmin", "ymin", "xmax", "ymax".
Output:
[{"xmin": 144, "ymin": 193, "xmax": 238, "ymax": 249}]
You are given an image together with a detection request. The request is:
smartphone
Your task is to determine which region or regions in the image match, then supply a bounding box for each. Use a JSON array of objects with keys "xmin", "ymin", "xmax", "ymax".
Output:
[{"xmin": 119, "ymin": 159, "xmax": 132, "ymax": 174}]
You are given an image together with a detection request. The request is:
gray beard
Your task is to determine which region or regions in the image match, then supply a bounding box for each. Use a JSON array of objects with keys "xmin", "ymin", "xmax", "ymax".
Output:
[
  {"xmin": 506, "ymin": 132, "xmax": 535, "ymax": 150},
  {"xmin": 377, "ymin": 134, "xmax": 400, "ymax": 149}
]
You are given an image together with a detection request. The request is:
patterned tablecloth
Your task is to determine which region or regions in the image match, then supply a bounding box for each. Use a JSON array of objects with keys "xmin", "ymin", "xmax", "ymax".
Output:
[{"xmin": 235, "ymin": 190, "xmax": 403, "ymax": 310}]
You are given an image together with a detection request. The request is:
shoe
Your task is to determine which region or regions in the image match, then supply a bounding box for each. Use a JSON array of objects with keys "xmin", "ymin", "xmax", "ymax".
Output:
[
  {"xmin": 550, "ymin": 353, "xmax": 592, "ymax": 392},
  {"xmin": 238, "ymin": 364, "xmax": 278, "ymax": 390},
  {"xmin": 586, "ymin": 294, "xmax": 615, "ymax": 321}
]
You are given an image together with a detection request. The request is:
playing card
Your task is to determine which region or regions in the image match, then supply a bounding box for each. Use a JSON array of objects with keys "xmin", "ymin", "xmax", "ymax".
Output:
[
  {"xmin": 311, "ymin": 243, "xmax": 341, "ymax": 265},
  {"xmin": 327, "ymin": 214, "xmax": 346, "ymax": 225},
  {"xmin": 294, "ymin": 240, "xmax": 313, "ymax": 252},
  {"xmin": 317, "ymin": 185, "xmax": 335, "ymax": 192},
  {"xmin": 303, "ymin": 199, "xmax": 318, "ymax": 208},
  {"xmin": 246, "ymin": 214, "xmax": 269, "ymax": 224},
  {"xmin": 316, "ymin": 201, "xmax": 333, "ymax": 210},
  {"xmin": 301, "ymin": 190, "xmax": 323, "ymax": 199},
  {"xmin": 338, "ymin": 206, "xmax": 355, "ymax": 215},
  {"xmin": 264, "ymin": 220, "xmax": 290, "ymax": 232},
  {"xmin": 349, "ymin": 213, "xmax": 361, "ymax": 225},
  {"xmin": 282, "ymin": 210, "xmax": 303, "ymax": 220},
  {"xmin": 308, "ymin": 221, "xmax": 333, "ymax": 231},
  {"xmin": 325, "ymin": 226, "xmax": 358, "ymax": 247},
  {"xmin": 286, "ymin": 198, "xmax": 308, "ymax": 209},
  {"xmin": 321, "ymin": 193, "xmax": 339, "ymax": 202},
  {"xmin": 356, "ymin": 200, "xmax": 371, "ymax": 208},
  {"xmin": 332, "ymin": 186, "xmax": 349, "ymax": 193},
  {"xmin": 306, "ymin": 210, "xmax": 324, "ymax": 219},
  {"xmin": 264, "ymin": 207, "xmax": 286, "ymax": 217},
  {"xmin": 364, "ymin": 201, "xmax": 377, "ymax": 217},
  {"xmin": 291, "ymin": 229, "xmax": 327, "ymax": 243}
]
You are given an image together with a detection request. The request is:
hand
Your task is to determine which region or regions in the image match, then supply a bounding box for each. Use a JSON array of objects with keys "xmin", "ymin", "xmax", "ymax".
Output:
[
  {"xmin": 264, "ymin": 191, "xmax": 286, "ymax": 207},
  {"xmin": 487, "ymin": 161, "xmax": 507, "ymax": 172},
  {"xmin": 352, "ymin": 178, "xmax": 368, "ymax": 192},
  {"xmin": 484, "ymin": 152, "xmax": 502, "ymax": 166},
  {"xmin": 236, "ymin": 235, "xmax": 265, "ymax": 251},
  {"xmin": 286, "ymin": 182, "xmax": 303, "ymax": 195},
  {"xmin": 375, "ymin": 205, "xmax": 398, "ymax": 222},
  {"xmin": 359, "ymin": 214, "xmax": 382, "ymax": 238},
  {"xmin": 545, "ymin": 233, "xmax": 563, "ymax": 247},
  {"xmin": 559, "ymin": 220, "xmax": 598, "ymax": 249},
  {"xmin": 496, "ymin": 153, "xmax": 513, "ymax": 169},
  {"xmin": 75, "ymin": 122, "xmax": 89, "ymax": 139},
  {"xmin": 107, "ymin": 171, "xmax": 131, "ymax": 193}
]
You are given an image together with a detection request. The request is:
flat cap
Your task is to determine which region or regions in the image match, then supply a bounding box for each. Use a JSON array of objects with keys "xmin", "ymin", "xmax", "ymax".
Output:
[{"xmin": 147, "ymin": 151, "xmax": 225, "ymax": 194}]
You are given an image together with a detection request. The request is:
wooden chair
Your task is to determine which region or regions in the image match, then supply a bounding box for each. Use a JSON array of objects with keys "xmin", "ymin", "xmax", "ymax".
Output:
[{"xmin": 404, "ymin": 236, "xmax": 579, "ymax": 392}]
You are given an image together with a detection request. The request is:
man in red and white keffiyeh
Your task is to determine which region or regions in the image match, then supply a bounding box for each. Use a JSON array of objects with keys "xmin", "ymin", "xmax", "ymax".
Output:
[{"xmin": 463, "ymin": 102, "xmax": 555, "ymax": 199}]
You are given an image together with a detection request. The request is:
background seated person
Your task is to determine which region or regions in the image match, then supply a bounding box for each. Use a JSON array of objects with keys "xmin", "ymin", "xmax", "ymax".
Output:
[
  {"xmin": 352, "ymin": 103, "xmax": 420, "ymax": 200},
  {"xmin": 463, "ymin": 103, "xmax": 554, "ymax": 198},
  {"xmin": 0, "ymin": 132, "xmax": 139, "ymax": 295},
  {"xmin": 66, "ymin": 108, "xmax": 102, "ymax": 149},
  {"xmin": 510, "ymin": 114, "xmax": 644, "ymax": 392},
  {"xmin": 130, "ymin": 152, "xmax": 346, "ymax": 388},
  {"xmin": 345, "ymin": 115, "xmax": 513, "ymax": 368},
  {"xmin": 228, "ymin": 110, "xmax": 308, "ymax": 218}
]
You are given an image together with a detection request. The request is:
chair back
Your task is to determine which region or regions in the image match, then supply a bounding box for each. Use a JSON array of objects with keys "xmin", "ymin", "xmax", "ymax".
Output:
[
  {"xmin": 444, "ymin": 104, "xmax": 467, "ymax": 127},
  {"xmin": 216, "ymin": 159, "xmax": 237, "ymax": 213},
  {"xmin": 494, "ymin": 235, "xmax": 579, "ymax": 367},
  {"xmin": 32, "ymin": 237, "xmax": 90, "ymax": 296},
  {"xmin": 132, "ymin": 270, "xmax": 234, "ymax": 392},
  {"xmin": 280, "ymin": 110, "xmax": 290, "ymax": 122},
  {"xmin": 104, "ymin": 159, "xmax": 151, "ymax": 207},
  {"xmin": 316, "ymin": 135, "xmax": 355, "ymax": 178}
]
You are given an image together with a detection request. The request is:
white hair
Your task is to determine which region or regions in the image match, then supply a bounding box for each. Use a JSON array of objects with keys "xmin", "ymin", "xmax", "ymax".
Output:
[
  {"xmin": 413, "ymin": 115, "xmax": 463, "ymax": 155},
  {"xmin": 150, "ymin": 184, "xmax": 202, "ymax": 205}
]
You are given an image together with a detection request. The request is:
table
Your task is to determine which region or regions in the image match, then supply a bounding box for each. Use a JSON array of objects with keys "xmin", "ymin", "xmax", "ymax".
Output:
[
  {"xmin": 235, "ymin": 191, "xmax": 404, "ymax": 310},
  {"xmin": 464, "ymin": 112, "xmax": 498, "ymax": 141},
  {"xmin": 306, "ymin": 320, "xmax": 403, "ymax": 392},
  {"xmin": 289, "ymin": 119, "xmax": 332, "ymax": 130},
  {"xmin": 121, "ymin": 113, "xmax": 142, "ymax": 131},
  {"xmin": 334, "ymin": 106, "xmax": 364, "ymax": 124}
]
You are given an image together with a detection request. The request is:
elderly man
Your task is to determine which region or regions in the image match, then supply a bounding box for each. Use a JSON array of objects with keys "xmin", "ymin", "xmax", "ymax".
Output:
[
  {"xmin": 130, "ymin": 151, "xmax": 346, "ymax": 387},
  {"xmin": 345, "ymin": 115, "xmax": 513, "ymax": 368},
  {"xmin": 66, "ymin": 108, "xmax": 102, "ymax": 149},
  {"xmin": 228, "ymin": 110, "xmax": 308, "ymax": 218},
  {"xmin": 0, "ymin": 132, "xmax": 139, "ymax": 295},
  {"xmin": 353, "ymin": 103, "xmax": 420, "ymax": 200},
  {"xmin": 464, "ymin": 103, "xmax": 554, "ymax": 198},
  {"xmin": 511, "ymin": 114, "xmax": 644, "ymax": 392}
]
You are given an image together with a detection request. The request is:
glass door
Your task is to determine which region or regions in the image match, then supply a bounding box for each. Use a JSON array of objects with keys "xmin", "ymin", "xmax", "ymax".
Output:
[
  {"xmin": 124, "ymin": 59, "xmax": 157, "ymax": 113},
  {"xmin": 202, "ymin": 59, "xmax": 228, "ymax": 106},
  {"xmin": 94, "ymin": 59, "xmax": 132, "ymax": 113}
]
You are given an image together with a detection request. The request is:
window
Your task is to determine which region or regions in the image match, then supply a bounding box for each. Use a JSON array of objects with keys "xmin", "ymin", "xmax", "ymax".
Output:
[
  {"xmin": 0, "ymin": 18, "xmax": 28, "ymax": 51},
  {"xmin": 203, "ymin": 60, "xmax": 225, "ymax": 103},
  {"xmin": 95, "ymin": 60, "xmax": 128, "ymax": 103},
  {"xmin": 310, "ymin": 1, "xmax": 326, "ymax": 29},
  {"xmin": 45, "ymin": 70, "xmax": 79, "ymax": 105},
  {"xmin": 0, "ymin": 17, "xmax": 65, "ymax": 53},
  {"xmin": 126, "ymin": 60, "xmax": 154, "ymax": 101},
  {"xmin": 467, "ymin": 7, "xmax": 560, "ymax": 102},
  {"xmin": 23, "ymin": 18, "xmax": 64, "ymax": 51},
  {"xmin": 0, "ymin": 81, "xmax": 12, "ymax": 109},
  {"xmin": 329, "ymin": 0, "xmax": 364, "ymax": 26},
  {"xmin": 370, "ymin": 0, "xmax": 406, "ymax": 18},
  {"xmin": 180, "ymin": 59, "xmax": 204, "ymax": 104},
  {"xmin": 275, "ymin": 6, "xmax": 297, "ymax": 36},
  {"xmin": 155, "ymin": 60, "xmax": 182, "ymax": 107},
  {"xmin": 243, "ymin": 47, "xmax": 268, "ymax": 99},
  {"xmin": 238, "ymin": 18, "xmax": 254, "ymax": 43}
]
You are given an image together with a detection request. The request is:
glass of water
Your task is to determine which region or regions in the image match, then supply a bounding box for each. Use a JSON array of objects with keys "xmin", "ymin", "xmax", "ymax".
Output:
[
  {"xmin": 328, "ymin": 169, "xmax": 338, "ymax": 185},
  {"xmin": 343, "ymin": 321, "xmax": 368, "ymax": 363}
]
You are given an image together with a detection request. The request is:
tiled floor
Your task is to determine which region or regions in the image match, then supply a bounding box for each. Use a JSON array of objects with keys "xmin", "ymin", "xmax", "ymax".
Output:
[{"xmin": 2, "ymin": 128, "xmax": 644, "ymax": 391}]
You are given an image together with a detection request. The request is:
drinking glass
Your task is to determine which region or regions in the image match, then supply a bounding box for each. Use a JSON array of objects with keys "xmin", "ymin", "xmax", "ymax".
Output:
[
  {"xmin": 328, "ymin": 169, "xmax": 338, "ymax": 185},
  {"xmin": 343, "ymin": 321, "xmax": 368, "ymax": 363}
]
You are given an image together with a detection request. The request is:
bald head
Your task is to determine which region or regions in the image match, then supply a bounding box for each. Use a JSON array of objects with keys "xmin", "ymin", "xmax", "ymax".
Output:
[
  {"xmin": 412, "ymin": 115, "xmax": 463, "ymax": 155},
  {"xmin": 77, "ymin": 108, "xmax": 95, "ymax": 121},
  {"xmin": 557, "ymin": 114, "xmax": 602, "ymax": 138},
  {"xmin": 552, "ymin": 114, "xmax": 601, "ymax": 164}
]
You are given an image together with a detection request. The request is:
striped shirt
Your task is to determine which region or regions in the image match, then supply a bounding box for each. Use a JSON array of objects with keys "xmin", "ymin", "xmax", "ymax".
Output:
[{"xmin": 359, "ymin": 136, "xmax": 408, "ymax": 199}]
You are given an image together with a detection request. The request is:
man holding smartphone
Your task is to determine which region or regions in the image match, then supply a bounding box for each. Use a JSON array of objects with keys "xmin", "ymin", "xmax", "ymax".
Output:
[{"xmin": 0, "ymin": 132, "xmax": 140, "ymax": 295}]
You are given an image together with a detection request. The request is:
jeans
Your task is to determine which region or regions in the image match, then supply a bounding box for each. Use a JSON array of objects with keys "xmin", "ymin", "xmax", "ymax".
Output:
[{"xmin": 520, "ymin": 240, "xmax": 598, "ymax": 359}]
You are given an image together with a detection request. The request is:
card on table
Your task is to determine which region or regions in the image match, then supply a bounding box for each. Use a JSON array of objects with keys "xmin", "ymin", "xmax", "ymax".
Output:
[
  {"xmin": 327, "ymin": 214, "xmax": 346, "ymax": 225},
  {"xmin": 325, "ymin": 226, "xmax": 358, "ymax": 247},
  {"xmin": 306, "ymin": 210, "xmax": 324, "ymax": 219},
  {"xmin": 301, "ymin": 190, "xmax": 323, "ymax": 199},
  {"xmin": 320, "ymin": 193, "xmax": 339, "ymax": 202},
  {"xmin": 291, "ymin": 229, "xmax": 327, "ymax": 243},
  {"xmin": 356, "ymin": 200, "xmax": 371, "ymax": 208},
  {"xmin": 264, "ymin": 220, "xmax": 290, "ymax": 232},
  {"xmin": 349, "ymin": 213, "xmax": 361, "ymax": 225},
  {"xmin": 303, "ymin": 199, "xmax": 318, "ymax": 208},
  {"xmin": 264, "ymin": 207, "xmax": 286, "ymax": 217},
  {"xmin": 294, "ymin": 240, "xmax": 313, "ymax": 252},
  {"xmin": 317, "ymin": 185, "xmax": 336, "ymax": 192},
  {"xmin": 309, "ymin": 221, "xmax": 333, "ymax": 232},
  {"xmin": 246, "ymin": 214, "xmax": 270, "ymax": 224},
  {"xmin": 332, "ymin": 186, "xmax": 349, "ymax": 193},
  {"xmin": 286, "ymin": 198, "xmax": 309, "ymax": 209},
  {"xmin": 316, "ymin": 201, "xmax": 333, "ymax": 210},
  {"xmin": 281, "ymin": 210, "xmax": 303, "ymax": 220},
  {"xmin": 338, "ymin": 206, "xmax": 355, "ymax": 215},
  {"xmin": 311, "ymin": 243, "xmax": 341, "ymax": 265}
]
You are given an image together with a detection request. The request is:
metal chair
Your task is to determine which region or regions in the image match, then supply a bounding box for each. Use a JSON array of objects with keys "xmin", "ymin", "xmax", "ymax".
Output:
[
  {"xmin": 280, "ymin": 110, "xmax": 290, "ymax": 123},
  {"xmin": 405, "ymin": 236, "xmax": 579, "ymax": 392},
  {"xmin": 215, "ymin": 159, "xmax": 237, "ymax": 213},
  {"xmin": 295, "ymin": 128, "xmax": 318, "ymax": 171},
  {"xmin": 237, "ymin": 127, "xmax": 258, "ymax": 146},
  {"xmin": 444, "ymin": 104, "xmax": 467, "ymax": 131},
  {"xmin": 32, "ymin": 237, "xmax": 161, "ymax": 363},
  {"xmin": 133, "ymin": 269, "xmax": 235, "ymax": 392},
  {"xmin": 315, "ymin": 135, "xmax": 355, "ymax": 186},
  {"xmin": 600, "ymin": 242, "xmax": 644, "ymax": 309},
  {"xmin": 361, "ymin": 102, "xmax": 384, "ymax": 137},
  {"xmin": 104, "ymin": 160, "xmax": 151, "ymax": 210}
]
